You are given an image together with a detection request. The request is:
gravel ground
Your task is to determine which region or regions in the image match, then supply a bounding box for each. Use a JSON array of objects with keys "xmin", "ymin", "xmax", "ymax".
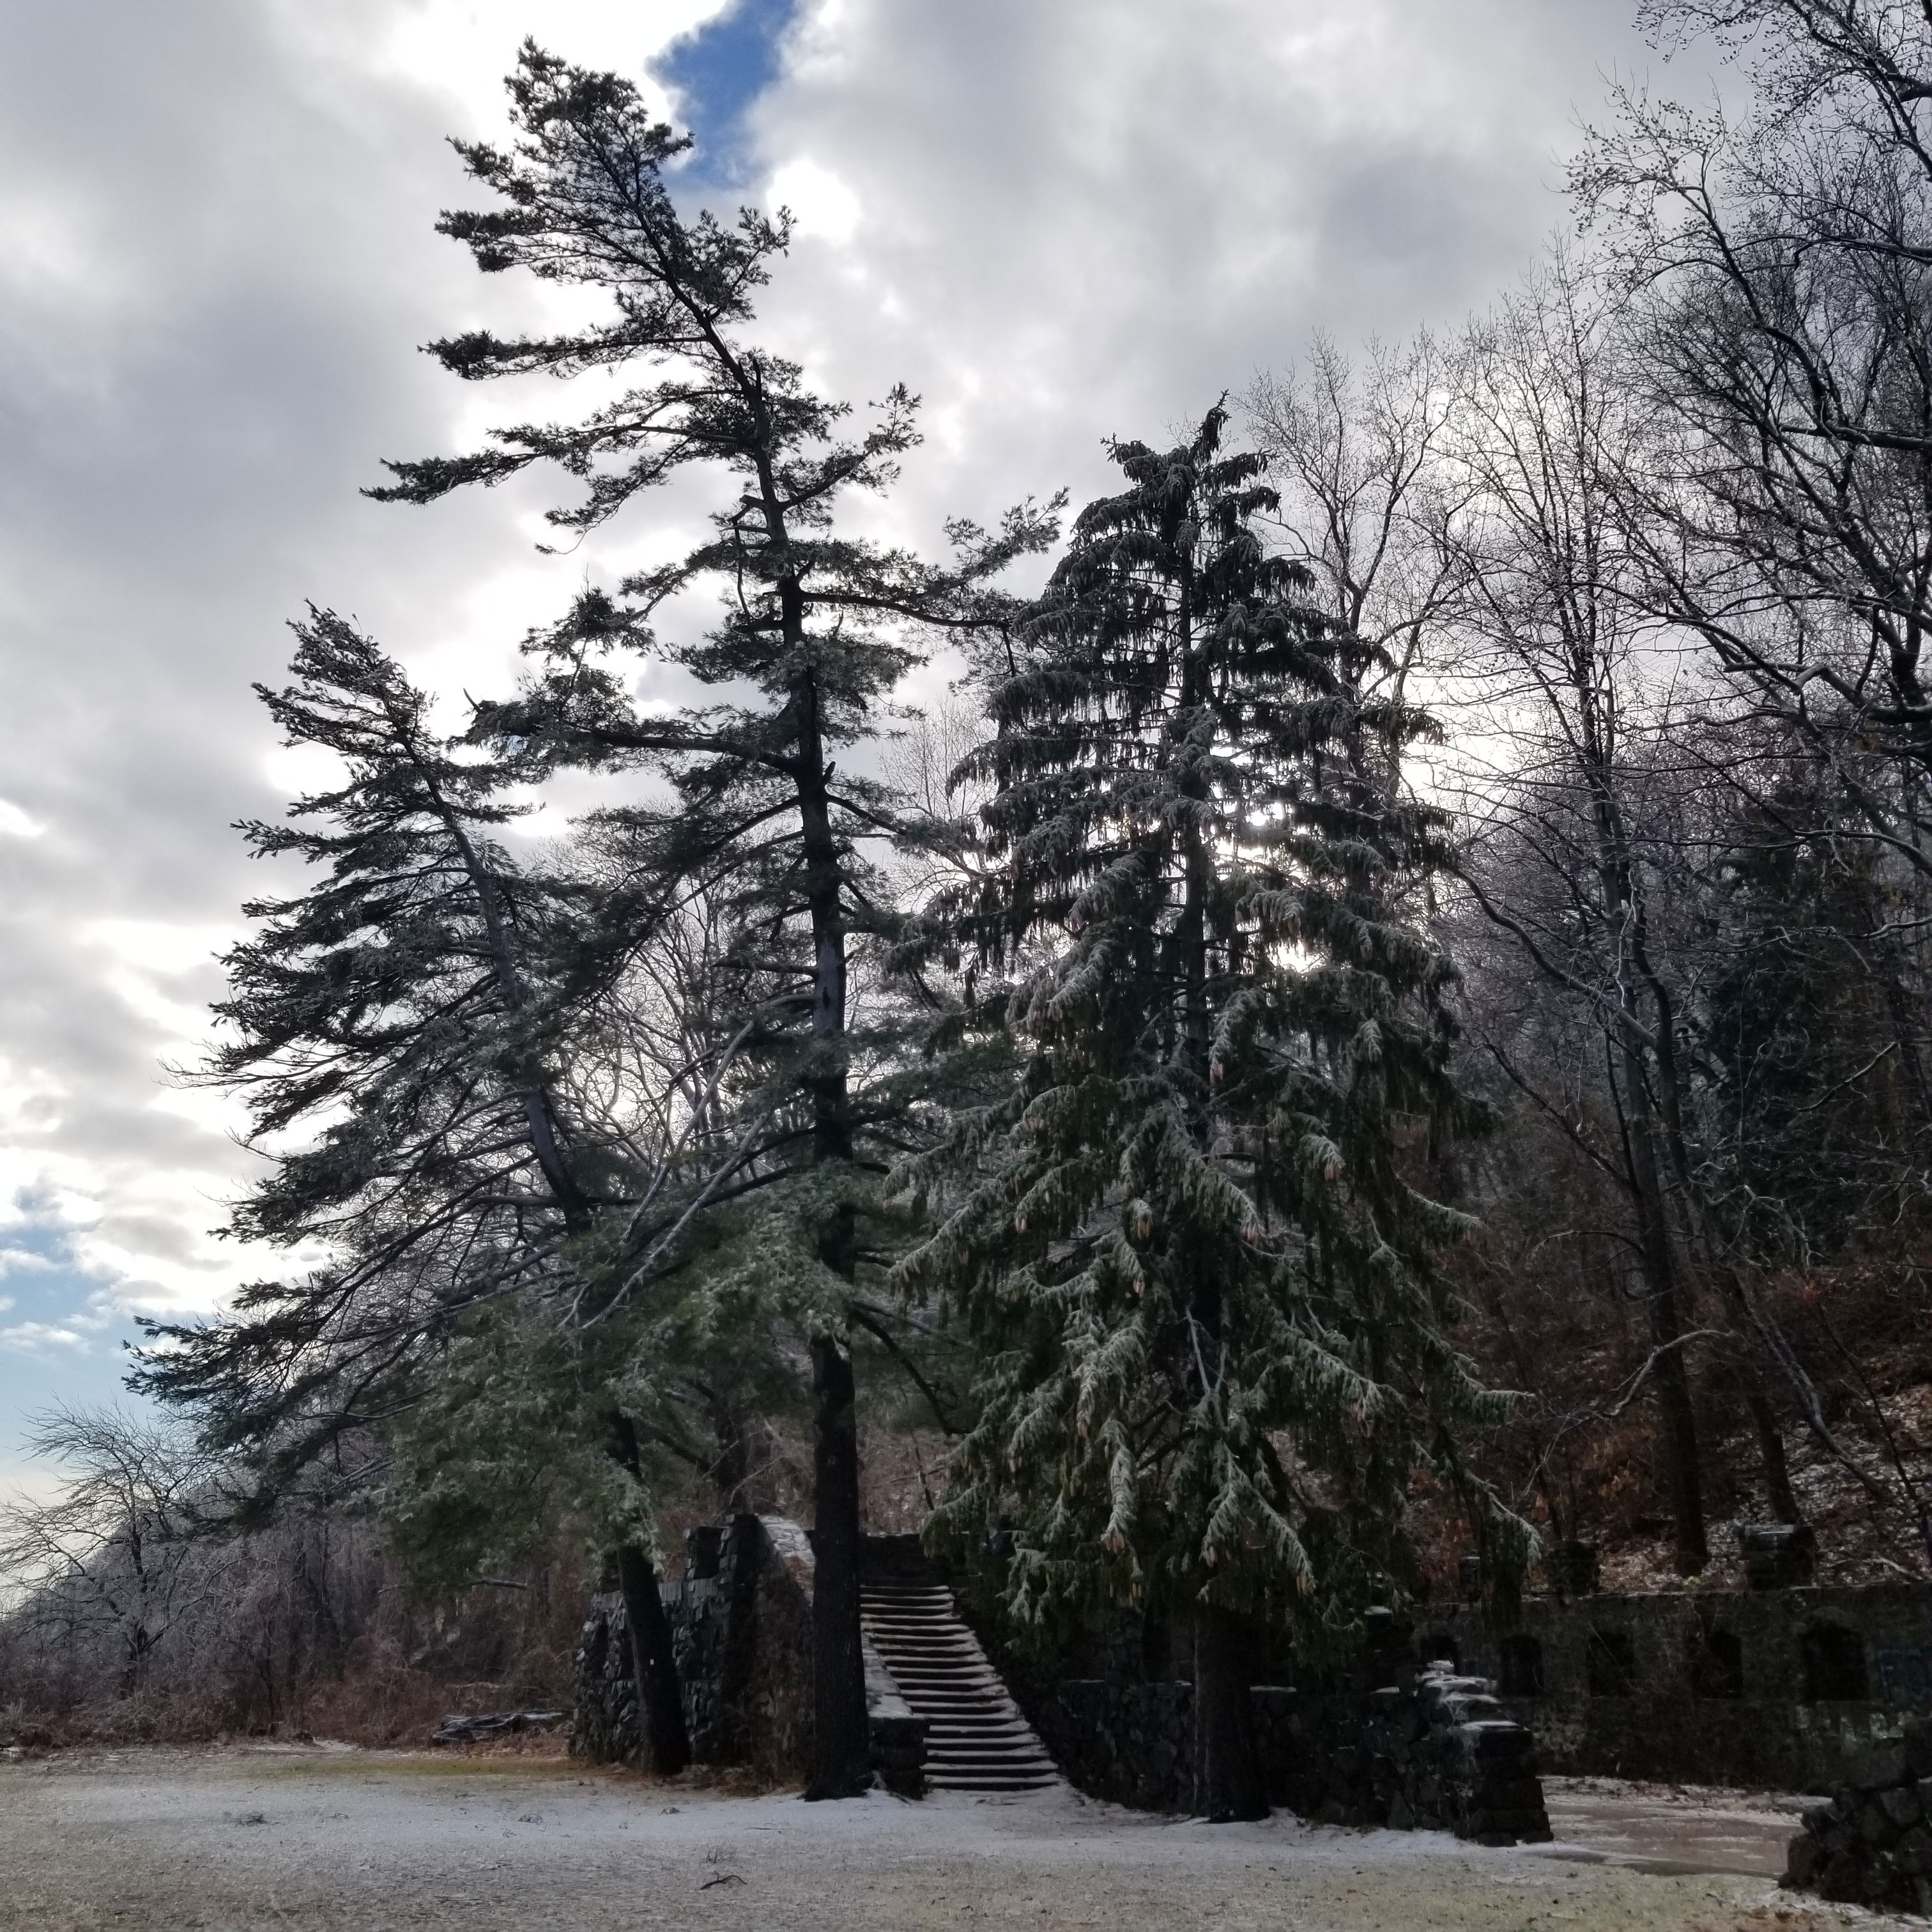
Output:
[{"xmin": 0, "ymin": 1745, "xmax": 1906, "ymax": 1932}]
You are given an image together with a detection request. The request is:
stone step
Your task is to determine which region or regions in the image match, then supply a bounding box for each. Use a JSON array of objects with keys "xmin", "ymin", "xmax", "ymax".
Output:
[
  {"xmin": 928, "ymin": 1751, "xmax": 1058, "ymax": 1770},
  {"xmin": 860, "ymin": 1577, "xmax": 1061, "ymax": 1793},
  {"xmin": 900, "ymin": 1701, "xmax": 1015, "ymax": 1713},
  {"xmin": 927, "ymin": 1777, "xmax": 1062, "ymax": 1792},
  {"xmin": 894, "ymin": 1687, "xmax": 1008, "ymax": 1701},
  {"xmin": 873, "ymin": 1662, "xmax": 999, "ymax": 1680}
]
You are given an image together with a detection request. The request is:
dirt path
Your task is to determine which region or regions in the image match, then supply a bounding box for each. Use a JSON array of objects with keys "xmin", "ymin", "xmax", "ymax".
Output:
[{"xmin": 0, "ymin": 1745, "xmax": 1897, "ymax": 1931}]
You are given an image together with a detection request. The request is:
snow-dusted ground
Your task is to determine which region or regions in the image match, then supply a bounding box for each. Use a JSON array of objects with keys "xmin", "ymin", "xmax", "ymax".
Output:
[
  {"xmin": 1540, "ymin": 1774, "xmax": 1810, "ymax": 1879},
  {"xmin": 0, "ymin": 1745, "xmax": 1904, "ymax": 1931}
]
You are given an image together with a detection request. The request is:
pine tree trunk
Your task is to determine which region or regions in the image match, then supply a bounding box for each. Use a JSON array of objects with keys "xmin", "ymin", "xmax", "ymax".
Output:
[
  {"xmin": 1192, "ymin": 1606, "xmax": 1266, "ymax": 1822},
  {"xmin": 805, "ymin": 1332, "xmax": 870, "ymax": 1800},
  {"xmin": 615, "ymin": 1542, "xmax": 690, "ymax": 1776}
]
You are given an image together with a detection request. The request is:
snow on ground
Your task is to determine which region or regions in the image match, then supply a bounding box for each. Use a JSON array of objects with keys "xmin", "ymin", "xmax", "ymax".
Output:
[
  {"xmin": 0, "ymin": 1744, "xmax": 1908, "ymax": 1931},
  {"xmin": 1541, "ymin": 1774, "xmax": 1811, "ymax": 1879}
]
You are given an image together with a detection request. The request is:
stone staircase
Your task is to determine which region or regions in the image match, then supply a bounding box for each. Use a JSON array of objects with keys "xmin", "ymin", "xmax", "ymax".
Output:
[{"xmin": 860, "ymin": 1575, "xmax": 1061, "ymax": 1793}]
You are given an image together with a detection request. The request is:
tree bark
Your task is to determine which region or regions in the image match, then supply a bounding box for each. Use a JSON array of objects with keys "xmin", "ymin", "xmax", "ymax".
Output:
[
  {"xmin": 1744, "ymin": 1385, "xmax": 1803, "ymax": 1527},
  {"xmin": 1192, "ymin": 1605, "xmax": 1267, "ymax": 1822},
  {"xmin": 805, "ymin": 1331, "xmax": 870, "ymax": 1800},
  {"xmin": 1614, "ymin": 1000, "xmax": 1708, "ymax": 1575},
  {"xmin": 1622, "ymin": 1119, "xmax": 1710, "ymax": 1574},
  {"xmin": 1638, "ymin": 954, "xmax": 1804, "ymax": 1533},
  {"xmin": 615, "ymin": 1541, "xmax": 690, "ymax": 1777}
]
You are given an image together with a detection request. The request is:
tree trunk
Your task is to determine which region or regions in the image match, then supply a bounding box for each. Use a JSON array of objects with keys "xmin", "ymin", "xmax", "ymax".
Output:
[
  {"xmin": 805, "ymin": 1331, "xmax": 870, "ymax": 1800},
  {"xmin": 615, "ymin": 1542, "xmax": 690, "ymax": 1777},
  {"xmin": 1639, "ymin": 958, "xmax": 1804, "ymax": 1534},
  {"xmin": 1744, "ymin": 1385, "xmax": 1803, "ymax": 1526},
  {"xmin": 1192, "ymin": 1605, "xmax": 1266, "ymax": 1822},
  {"xmin": 1639, "ymin": 1270, "xmax": 1709, "ymax": 1577},
  {"xmin": 1616, "ymin": 1027, "xmax": 1709, "ymax": 1575}
]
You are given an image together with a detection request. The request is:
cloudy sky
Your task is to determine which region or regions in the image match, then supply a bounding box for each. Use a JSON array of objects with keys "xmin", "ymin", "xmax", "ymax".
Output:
[{"xmin": 0, "ymin": 0, "xmax": 1721, "ymax": 1480}]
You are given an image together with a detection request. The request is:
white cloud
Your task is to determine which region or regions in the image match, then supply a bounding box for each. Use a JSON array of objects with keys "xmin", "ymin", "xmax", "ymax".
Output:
[
  {"xmin": 365, "ymin": 0, "xmax": 723, "ymax": 126},
  {"xmin": 0, "ymin": 1321, "xmax": 91, "ymax": 1355},
  {"xmin": 769, "ymin": 157, "xmax": 862, "ymax": 243},
  {"xmin": 0, "ymin": 0, "xmax": 1715, "ymax": 1417}
]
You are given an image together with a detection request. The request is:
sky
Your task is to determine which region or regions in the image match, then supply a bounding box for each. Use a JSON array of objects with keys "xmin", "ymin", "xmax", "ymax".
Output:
[{"xmin": 0, "ymin": 0, "xmax": 1726, "ymax": 1486}]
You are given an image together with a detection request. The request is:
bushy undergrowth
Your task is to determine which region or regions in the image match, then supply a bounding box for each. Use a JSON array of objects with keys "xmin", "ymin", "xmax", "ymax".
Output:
[{"xmin": 0, "ymin": 1498, "xmax": 582, "ymax": 1748}]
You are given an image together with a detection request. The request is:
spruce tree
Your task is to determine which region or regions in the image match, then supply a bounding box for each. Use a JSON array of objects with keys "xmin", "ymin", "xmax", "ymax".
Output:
[
  {"xmin": 897, "ymin": 409, "xmax": 1524, "ymax": 1820},
  {"xmin": 367, "ymin": 43, "xmax": 1049, "ymax": 1795}
]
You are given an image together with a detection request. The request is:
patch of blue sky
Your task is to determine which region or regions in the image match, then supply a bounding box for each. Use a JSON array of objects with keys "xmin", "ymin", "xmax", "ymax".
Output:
[
  {"xmin": 0, "ymin": 1225, "xmax": 142, "ymax": 1459},
  {"xmin": 652, "ymin": 0, "xmax": 800, "ymax": 187}
]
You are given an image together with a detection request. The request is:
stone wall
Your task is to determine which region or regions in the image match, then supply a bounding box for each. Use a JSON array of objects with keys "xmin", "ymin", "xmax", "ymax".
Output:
[
  {"xmin": 571, "ymin": 1514, "xmax": 814, "ymax": 1783},
  {"xmin": 1411, "ymin": 1581, "xmax": 1932, "ymax": 1792},
  {"xmin": 995, "ymin": 1609, "xmax": 1549, "ymax": 1843},
  {"xmin": 571, "ymin": 1514, "xmax": 924, "ymax": 1793},
  {"xmin": 1782, "ymin": 1716, "xmax": 1932, "ymax": 1913}
]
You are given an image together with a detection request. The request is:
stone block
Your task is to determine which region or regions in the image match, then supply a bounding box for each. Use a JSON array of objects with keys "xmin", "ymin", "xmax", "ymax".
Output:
[
  {"xmin": 1844, "ymin": 1737, "xmax": 1910, "ymax": 1788},
  {"xmin": 1784, "ymin": 1832, "xmax": 1821, "ymax": 1889},
  {"xmin": 1881, "ymin": 1782, "xmax": 1923, "ymax": 1828},
  {"xmin": 1895, "ymin": 1823, "xmax": 1932, "ymax": 1877},
  {"xmin": 1820, "ymin": 1850, "xmax": 1867, "ymax": 1903},
  {"xmin": 1739, "ymin": 1524, "xmax": 1816, "ymax": 1591},
  {"xmin": 1860, "ymin": 1798, "xmax": 1900, "ymax": 1848},
  {"xmin": 1483, "ymin": 1776, "xmax": 1547, "ymax": 1810},
  {"xmin": 1460, "ymin": 1719, "xmax": 1535, "ymax": 1761}
]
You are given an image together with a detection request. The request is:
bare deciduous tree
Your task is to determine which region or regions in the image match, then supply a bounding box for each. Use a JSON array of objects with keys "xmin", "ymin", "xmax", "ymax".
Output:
[{"xmin": 0, "ymin": 1407, "xmax": 232, "ymax": 1697}]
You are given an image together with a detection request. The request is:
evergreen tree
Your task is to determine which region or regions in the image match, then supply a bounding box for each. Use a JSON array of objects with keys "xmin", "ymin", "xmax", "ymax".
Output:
[
  {"xmin": 133, "ymin": 613, "xmax": 709, "ymax": 1770},
  {"xmin": 897, "ymin": 409, "xmax": 1524, "ymax": 1820},
  {"xmin": 137, "ymin": 610, "xmax": 588, "ymax": 1458},
  {"xmin": 367, "ymin": 43, "xmax": 1051, "ymax": 1795}
]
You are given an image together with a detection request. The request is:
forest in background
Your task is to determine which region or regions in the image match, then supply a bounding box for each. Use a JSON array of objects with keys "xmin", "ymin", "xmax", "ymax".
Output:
[{"xmin": 3, "ymin": 0, "xmax": 1931, "ymax": 1813}]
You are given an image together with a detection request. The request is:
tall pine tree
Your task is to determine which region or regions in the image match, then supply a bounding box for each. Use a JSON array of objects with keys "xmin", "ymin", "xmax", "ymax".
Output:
[
  {"xmin": 138, "ymin": 609, "xmax": 590, "ymax": 1458},
  {"xmin": 898, "ymin": 409, "xmax": 1524, "ymax": 1820},
  {"xmin": 368, "ymin": 43, "xmax": 1050, "ymax": 1795},
  {"xmin": 134, "ymin": 613, "xmax": 709, "ymax": 1772}
]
